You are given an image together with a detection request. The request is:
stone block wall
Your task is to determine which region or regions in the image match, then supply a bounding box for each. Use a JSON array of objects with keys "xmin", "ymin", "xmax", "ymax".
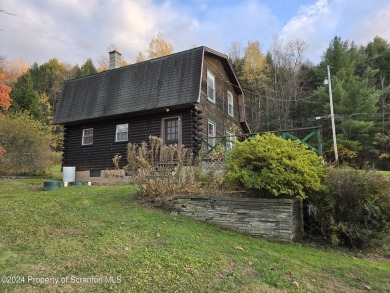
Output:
[{"xmin": 172, "ymin": 196, "xmax": 303, "ymax": 242}]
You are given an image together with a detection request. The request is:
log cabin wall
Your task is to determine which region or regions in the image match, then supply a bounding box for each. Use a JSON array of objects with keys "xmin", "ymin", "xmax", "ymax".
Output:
[
  {"xmin": 63, "ymin": 110, "xmax": 193, "ymax": 171},
  {"xmin": 200, "ymin": 53, "xmax": 243, "ymax": 141}
]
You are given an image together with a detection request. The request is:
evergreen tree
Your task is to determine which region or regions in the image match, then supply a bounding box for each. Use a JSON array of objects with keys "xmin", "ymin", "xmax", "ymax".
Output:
[
  {"xmin": 364, "ymin": 36, "xmax": 390, "ymax": 168},
  {"xmin": 76, "ymin": 58, "xmax": 97, "ymax": 78},
  {"xmin": 307, "ymin": 36, "xmax": 381, "ymax": 166},
  {"xmin": 10, "ymin": 74, "xmax": 43, "ymax": 120},
  {"xmin": 29, "ymin": 59, "xmax": 67, "ymax": 112}
]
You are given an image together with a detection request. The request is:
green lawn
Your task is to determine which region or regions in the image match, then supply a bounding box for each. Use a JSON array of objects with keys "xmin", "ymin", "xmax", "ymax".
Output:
[
  {"xmin": 0, "ymin": 179, "xmax": 389, "ymax": 292},
  {"xmin": 378, "ymin": 170, "xmax": 390, "ymax": 178}
]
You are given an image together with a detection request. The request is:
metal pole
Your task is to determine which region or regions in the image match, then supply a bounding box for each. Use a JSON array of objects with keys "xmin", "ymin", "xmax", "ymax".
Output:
[{"xmin": 327, "ymin": 65, "xmax": 339, "ymax": 165}]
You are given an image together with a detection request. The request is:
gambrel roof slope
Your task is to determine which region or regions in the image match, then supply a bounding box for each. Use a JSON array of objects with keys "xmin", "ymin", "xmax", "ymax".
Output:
[{"xmin": 53, "ymin": 46, "xmax": 243, "ymax": 125}]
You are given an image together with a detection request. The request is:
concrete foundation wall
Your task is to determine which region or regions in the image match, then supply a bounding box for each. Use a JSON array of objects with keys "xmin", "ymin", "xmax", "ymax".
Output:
[
  {"xmin": 75, "ymin": 170, "xmax": 131, "ymax": 185},
  {"xmin": 172, "ymin": 196, "xmax": 303, "ymax": 242}
]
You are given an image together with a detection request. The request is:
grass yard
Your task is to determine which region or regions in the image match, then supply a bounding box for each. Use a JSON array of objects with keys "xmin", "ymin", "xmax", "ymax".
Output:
[
  {"xmin": 378, "ymin": 170, "xmax": 390, "ymax": 178},
  {"xmin": 0, "ymin": 178, "xmax": 389, "ymax": 292}
]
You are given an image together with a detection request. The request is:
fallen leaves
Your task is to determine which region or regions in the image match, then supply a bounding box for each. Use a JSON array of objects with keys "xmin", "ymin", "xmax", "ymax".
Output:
[
  {"xmin": 234, "ymin": 246, "xmax": 244, "ymax": 251},
  {"xmin": 291, "ymin": 281, "xmax": 299, "ymax": 288}
]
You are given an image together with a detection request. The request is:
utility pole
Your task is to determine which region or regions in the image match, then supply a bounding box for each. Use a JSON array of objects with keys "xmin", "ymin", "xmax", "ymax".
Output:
[{"xmin": 327, "ymin": 65, "xmax": 339, "ymax": 165}]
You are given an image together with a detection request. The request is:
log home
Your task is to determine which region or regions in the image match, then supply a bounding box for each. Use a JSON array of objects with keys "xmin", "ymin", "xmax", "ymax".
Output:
[{"xmin": 53, "ymin": 46, "xmax": 250, "ymax": 182}]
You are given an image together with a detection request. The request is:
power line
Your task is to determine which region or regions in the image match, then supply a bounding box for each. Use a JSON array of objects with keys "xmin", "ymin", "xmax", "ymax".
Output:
[
  {"xmin": 355, "ymin": 5, "xmax": 390, "ymax": 44},
  {"xmin": 241, "ymin": 87, "xmax": 320, "ymax": 102}
]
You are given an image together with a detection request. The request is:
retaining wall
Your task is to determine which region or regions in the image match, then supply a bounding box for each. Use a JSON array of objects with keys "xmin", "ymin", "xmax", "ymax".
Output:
[{"xmin": 172, "ymin": 196, "xmax": 303, "ymax": 242}]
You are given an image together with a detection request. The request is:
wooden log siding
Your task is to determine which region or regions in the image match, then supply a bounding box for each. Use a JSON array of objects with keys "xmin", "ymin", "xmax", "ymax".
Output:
[
  {"xmin": 172, "ymin": 197, "xmax": 304, "ymax": 242},
  {"xmin": 62, "ymin": 110, "xmax": 193, "ymax": 171},
  {"xmin": 200, "ymin": 54, "xmax": 243, "ymax": 139}
]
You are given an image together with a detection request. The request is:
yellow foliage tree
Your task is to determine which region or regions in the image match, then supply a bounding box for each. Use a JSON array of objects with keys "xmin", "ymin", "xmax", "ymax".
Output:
[
  {"xmin": 137, "ymin": 32, "xmax": 174, "ymax": 62},
  {"xmin": 242, "ymin": 40, "xmax": 269, "ymax": 86}
]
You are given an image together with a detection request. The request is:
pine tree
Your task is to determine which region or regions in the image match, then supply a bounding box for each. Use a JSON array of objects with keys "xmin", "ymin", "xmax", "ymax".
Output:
[
  {"xmin": 10, "ymin": 74, "xmax": 43, "ymax": 120},
  {"xmin": 307, "ymin": 36, "xmax": 381, "ymax": 166}
]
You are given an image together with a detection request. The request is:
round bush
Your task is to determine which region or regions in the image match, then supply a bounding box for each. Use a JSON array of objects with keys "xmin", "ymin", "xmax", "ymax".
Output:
[{"xmin": 225, "ymin": 133, "xmax": 325, "ymax": 199}]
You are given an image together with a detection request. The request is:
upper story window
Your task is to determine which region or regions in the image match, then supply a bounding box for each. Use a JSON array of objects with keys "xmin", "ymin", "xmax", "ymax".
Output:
[
  {"xmin": 82, "ymin": 128, "xmax": 93, "ymax": 145},
  {"xmin": 207, "ymin": 70, "xmax": 215, "ymax": 103},
  {"xmin": 116, "ymin": 123, "xmax": 128, "ymax": 142},
  {"xmin": 227, "ymin": 91, "xmax": 234, "ymax": 117}
]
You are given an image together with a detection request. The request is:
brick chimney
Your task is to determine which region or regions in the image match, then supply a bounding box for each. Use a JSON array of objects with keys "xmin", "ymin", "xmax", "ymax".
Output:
[{"xmin": 109, "ymin": 50, "xmax": 121, "ymax": 69}]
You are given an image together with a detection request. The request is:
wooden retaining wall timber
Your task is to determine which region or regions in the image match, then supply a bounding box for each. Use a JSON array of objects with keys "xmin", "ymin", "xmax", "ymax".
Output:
[{"xmin": 172, "ymin": 196, "xmax": 303, "ymax": 242}]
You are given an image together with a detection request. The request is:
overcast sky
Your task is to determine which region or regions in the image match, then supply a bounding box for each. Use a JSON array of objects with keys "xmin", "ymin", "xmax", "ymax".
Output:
[{"xmin": 1, "ymin": 0, "xmax": 390, "ymax": 67}]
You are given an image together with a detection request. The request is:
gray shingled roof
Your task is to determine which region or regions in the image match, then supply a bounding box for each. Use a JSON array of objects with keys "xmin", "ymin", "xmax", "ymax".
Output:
[{"xmin": 53, "ymin": 46, "xmax": 241, "ymax": 124}]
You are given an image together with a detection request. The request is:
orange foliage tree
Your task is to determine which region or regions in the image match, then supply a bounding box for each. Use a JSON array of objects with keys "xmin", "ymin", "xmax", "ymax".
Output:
[{"xmin": 0, "ymin": 72, "xmax": 12, "ymax": 110}]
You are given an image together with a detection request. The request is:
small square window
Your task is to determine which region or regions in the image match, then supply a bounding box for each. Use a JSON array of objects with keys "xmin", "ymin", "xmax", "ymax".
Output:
[
  {"xmin": 82, "ymin": 128, "xmax": 93, "ymax": 145},
  {"xmin": 116, "ymin": 123, "xmax": 128, "ymax": 142},
  {"xmin": 227, "ymin": 91, "xmax": 234, "ymax": 117},
  {"xmin": 207, "ymin": 70, "xmax": 215, "ymax": 103}
]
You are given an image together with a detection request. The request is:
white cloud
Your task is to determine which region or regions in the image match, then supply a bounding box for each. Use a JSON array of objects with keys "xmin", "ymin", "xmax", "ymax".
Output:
[
  {"xmin": 1, "ymin": 0, "xmax": 389, "ymax": 67},
  {"xmin": 280, "ymin": 0, "xmax": 390, "ymax": 63}
]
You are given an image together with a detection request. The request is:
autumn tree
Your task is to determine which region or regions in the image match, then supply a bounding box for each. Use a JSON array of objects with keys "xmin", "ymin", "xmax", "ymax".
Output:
[
  {"xmin": 137, "ymin": 32, "xmax": 174, "ymax": 62},
  {"xmin": 0, "ymin": 81, "xmax": 11, "ymax": 110},
  {"xmin": 0, "ymin": 59, "xmax": 12, "ymax": 110},
  {"xmin": 238, "ymin": 40, "xmax": 271, "ymax": 132},
  {"xmin": 1, "ymin": 58, "xmax": 29, "ymax": 86}
]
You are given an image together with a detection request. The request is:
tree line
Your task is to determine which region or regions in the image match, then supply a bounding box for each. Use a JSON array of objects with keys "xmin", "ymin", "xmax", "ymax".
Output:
[
  {"xmin": 228, "ymin": 36, "xmax": 389, "ymax": 169},
  {"xmin": 0, "ymin": 33, "xmax": 389, "ymax": 170}
]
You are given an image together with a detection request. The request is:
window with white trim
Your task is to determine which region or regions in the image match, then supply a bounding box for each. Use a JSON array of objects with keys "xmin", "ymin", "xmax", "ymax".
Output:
[
  {"xmin": 226, "ymin": 130, "xmax": 235, "ymax": 150},
  {"xmin": 227, "ymin": 91, "xmax": 234, "ymax": 117},
  {"xmin": 82, "ymin": 128, "xmax": 93, "ymax": 145},
  {"xmin": 207, "ymin": 120, "xmax": 216, "ymax": 149},
  {"xmin": 115, "ymin": 123, "xmax": 128, "ymax": 142},
  {"xmin": 207, "ymin": 70, "xmax": 215, "ymax": 103}
]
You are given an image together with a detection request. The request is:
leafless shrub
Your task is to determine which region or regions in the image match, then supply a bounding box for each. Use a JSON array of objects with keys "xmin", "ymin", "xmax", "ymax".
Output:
[{"xmin": 119, "ymin": 136, "xmax": 225, "ymax": 198}]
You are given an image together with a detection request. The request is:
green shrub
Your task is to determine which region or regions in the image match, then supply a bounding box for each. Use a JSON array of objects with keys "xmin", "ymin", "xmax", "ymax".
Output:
[
  {"xmin": 0, "ymin": 112, "xmax": 53, "ymax": 175},
  {"xmin": 224, "ymin": 133, "xmax": 325, "ymax": 199},
  {"xmin": 307, "ymin": 168, "xmax": 390, "ymax": 248}
]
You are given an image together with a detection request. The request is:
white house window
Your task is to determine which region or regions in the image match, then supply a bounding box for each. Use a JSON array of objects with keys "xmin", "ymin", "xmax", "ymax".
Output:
[
  {"xmin": 227, "ymin": 91, "xmax": 234, "ymax": 117},
  {"xmin": 226, "ymin": 130, "xmax": 235, "ymax": 150},
  {"xmin": 207, "ymin": 120, "xmax": 216, "ymax": 149},
  {"xmin": 82, "ymin": 128, "xmax": 93, "ymax": 145},
  {"xmin": 207, "ymin": 70, "xmax": 215, "ymax": 103},
  {"xmin": 115, "ymin": 123, "xmax": 128, "ymax": 142}
]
